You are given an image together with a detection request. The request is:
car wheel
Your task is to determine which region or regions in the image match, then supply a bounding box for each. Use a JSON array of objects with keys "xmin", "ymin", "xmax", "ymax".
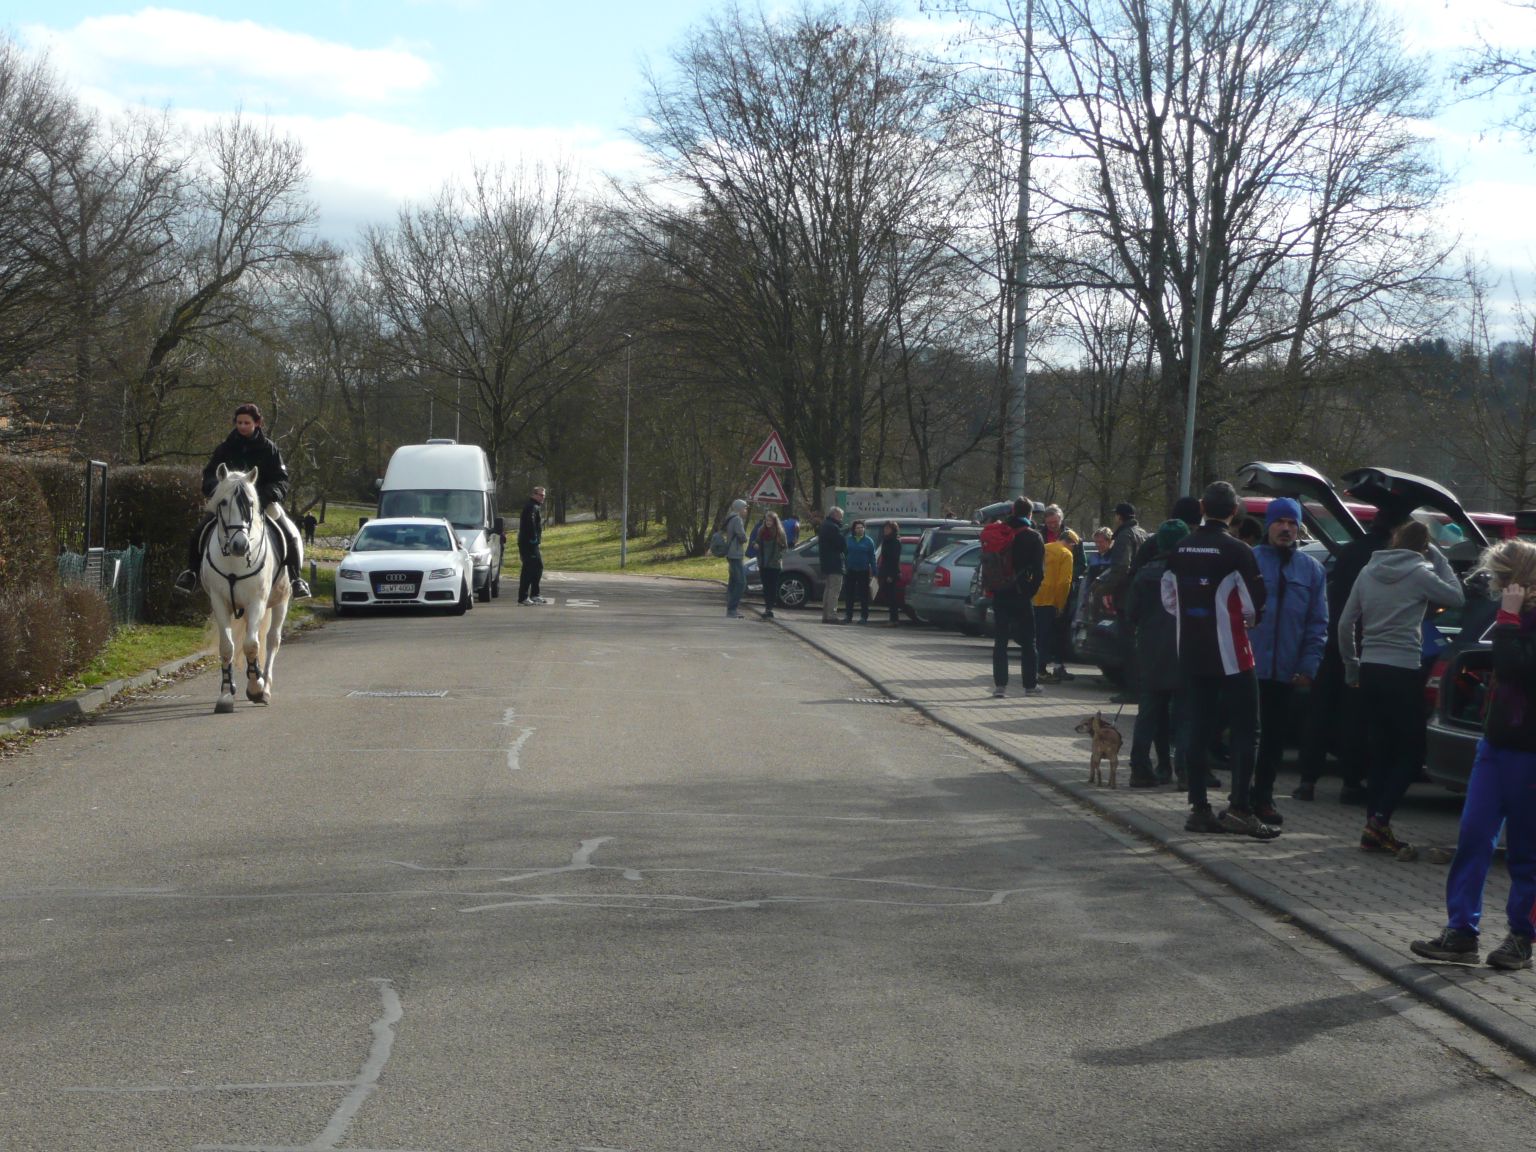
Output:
[
  {"xmin": 777, "ymin": 575, "xmax": 809, "ymax": 609},
  {"xmin": 452, "ymin": 581, "xmax": 471, "ymax": 616},
  {"xmin": 476, "ymin": 574, "xmax": 491, "ymax": 603},
  {"xmin": 332, "ymin": 598, "xmax": 350, "ymax": 618}
]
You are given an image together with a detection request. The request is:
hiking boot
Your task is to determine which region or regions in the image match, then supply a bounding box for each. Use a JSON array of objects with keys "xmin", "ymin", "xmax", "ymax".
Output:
[
  {"xmin": 1291, "ymin": 781, "xmax": 1316, "ymax": 802},
  {"xmin": 1361, "ymin": 817, "xmax": 1416, "ymax": 860},
  {"xmin": 1128, "ymin": 772, "xmax": 1160, "ymax": 789},
  {"xmin": 1410, "ymin": 927, "xmax": 1479, "ymax": 964},
  {"xmin": 1184, "ymin": 806, "xmax": 1227, "ymax": 834},
  {"xmin": 1487, "ymin": 933, "xmax": 1534, "ymax": 971},
  {"xmin": 1053, "ymin": 665, "xmax": 1074, "ymax": 682},
  {"xmin": 1253, "ymin": 803, "xmax": 1285, "ymax": 826},
  {"xmin": 1218, "ymin": 808, "xmax": 1281, "ymax": 840},
  {"xmin": 173, "ymin": 569, "xmax": 198, "ymax": 596}
]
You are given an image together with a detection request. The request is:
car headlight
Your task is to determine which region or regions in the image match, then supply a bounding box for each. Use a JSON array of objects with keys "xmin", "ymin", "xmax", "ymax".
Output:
[
  {"xmin": 339, "ymin": 568, "xmax": 363, "ymax": 580},
  {"xmin": 429, "ymin": 567, "xmax": 456, "ymax": 580}
]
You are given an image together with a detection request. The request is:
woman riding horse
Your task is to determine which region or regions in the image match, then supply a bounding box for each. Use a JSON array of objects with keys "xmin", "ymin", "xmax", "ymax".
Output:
[{"xmin": 174, "ymin": 403, "xmax": 311, "ymax": 599}]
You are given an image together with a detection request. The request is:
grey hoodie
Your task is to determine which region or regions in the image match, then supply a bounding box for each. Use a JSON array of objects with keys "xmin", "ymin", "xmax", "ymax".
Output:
[{"xmin": 1337, "ymin": 546, "xmax": 1463, "ymax": 681}]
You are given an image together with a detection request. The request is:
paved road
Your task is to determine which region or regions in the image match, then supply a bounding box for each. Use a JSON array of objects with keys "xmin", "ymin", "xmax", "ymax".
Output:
[{"xmin": 3, "ymin": 573, "xmax": 1535, "ymax": 1151}]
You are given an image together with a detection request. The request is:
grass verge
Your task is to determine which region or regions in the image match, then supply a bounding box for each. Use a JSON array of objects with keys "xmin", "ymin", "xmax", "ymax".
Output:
[{"xmin": 538, "ymin": 519, "xmax": 723, "ymax": 582}]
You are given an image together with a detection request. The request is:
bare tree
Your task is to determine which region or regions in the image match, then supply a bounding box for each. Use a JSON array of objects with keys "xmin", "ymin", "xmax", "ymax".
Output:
[
  {"xmin": 363, "ymin": 162, "xmax": 613, "ymax": 482},
  {"xmin": 950, "ymin": 0, "xmax": 1453, "ymax": 503},
  {"xmin": 1459, "ymin": 0, "xmax": 1536, "ymax": 143},
  {"xmin": 624, "ymin": 3, "xmax": 970, "ymax": 502},
  {"xmin": 125, "ymin": 114, "xmax": 315, "ymax": 463}
]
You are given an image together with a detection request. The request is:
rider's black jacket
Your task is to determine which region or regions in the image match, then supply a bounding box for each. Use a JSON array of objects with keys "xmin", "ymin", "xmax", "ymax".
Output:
[{"xmin": 202, "ymin": 429, "xmax": 290, "ymax": 508}]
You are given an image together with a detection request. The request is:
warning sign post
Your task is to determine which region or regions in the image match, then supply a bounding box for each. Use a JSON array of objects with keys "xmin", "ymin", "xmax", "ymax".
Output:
[{"xmin": 749, "ymin": 468, "xmax": 788, "ymax": 505}]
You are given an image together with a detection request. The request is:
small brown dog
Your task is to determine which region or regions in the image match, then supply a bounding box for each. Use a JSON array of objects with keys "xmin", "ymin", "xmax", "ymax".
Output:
[{"xmin": 1074, "ymin": 712, "xmax": 1122, "ymax": 789}]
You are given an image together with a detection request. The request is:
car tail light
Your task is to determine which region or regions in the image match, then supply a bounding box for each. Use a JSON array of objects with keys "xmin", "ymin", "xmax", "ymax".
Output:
[
  {"xmin": 933, "ymin": 567, "xmax": 951, "ymax": 588},
  {"xmin": 1425, "ymin": 656, "xmax": 1448, "ymax": 712}
]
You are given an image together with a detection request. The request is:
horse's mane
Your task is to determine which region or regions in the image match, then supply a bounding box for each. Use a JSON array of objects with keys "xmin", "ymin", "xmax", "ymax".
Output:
[{"xmin": 205, "ymin": 467, "xmax": 258, "ymax": 514}]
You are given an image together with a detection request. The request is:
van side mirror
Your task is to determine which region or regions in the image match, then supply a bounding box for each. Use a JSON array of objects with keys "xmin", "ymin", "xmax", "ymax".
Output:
[
  {"xmin": 493, "ymin": 516, "xmax": 506, "ymax": 537},
  {"xmin": 1518, "ymin": 509, "xmax": 1536, "ymax": 536}
]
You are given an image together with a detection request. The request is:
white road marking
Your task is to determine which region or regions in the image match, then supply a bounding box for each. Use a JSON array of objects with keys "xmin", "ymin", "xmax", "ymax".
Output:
[
  {"xmin": 62, "ymin": 1080, "xmax": 353, "ymax": 1095},
  {"xmin": 565, "ymin": 599, "xmax": 600, "ymax": 607}
]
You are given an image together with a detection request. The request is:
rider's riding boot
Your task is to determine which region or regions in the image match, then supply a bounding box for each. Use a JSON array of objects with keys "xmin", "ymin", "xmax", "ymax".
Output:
[
  {"xmin": 173, "ymin": 569, "xmax": 198, "ymax": 596},
  {"xmin": 289, "ymin": 565, "xmax": 312, "ymax": 598}
]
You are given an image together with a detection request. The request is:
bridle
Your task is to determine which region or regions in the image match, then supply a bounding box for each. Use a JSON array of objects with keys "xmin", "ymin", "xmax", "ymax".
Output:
[{"xmin": 204, "ymin": 480, "xmax": 271, "ymax": 617}]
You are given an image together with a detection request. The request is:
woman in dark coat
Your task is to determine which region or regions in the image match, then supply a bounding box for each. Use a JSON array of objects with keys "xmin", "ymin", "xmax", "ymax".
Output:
[{"xmin": 877, "ymin": 521, "xmax": 904, "ymax": 625}]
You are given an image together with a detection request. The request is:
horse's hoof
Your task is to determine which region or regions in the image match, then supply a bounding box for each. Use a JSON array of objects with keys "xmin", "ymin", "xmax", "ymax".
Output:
[
  {"xmin": 256, "ymin": 690, "xmax": 272, "ymax": 705},
  {"xmin": 215, "ymin": 697, "xmax": 235, "ymax": 714}
]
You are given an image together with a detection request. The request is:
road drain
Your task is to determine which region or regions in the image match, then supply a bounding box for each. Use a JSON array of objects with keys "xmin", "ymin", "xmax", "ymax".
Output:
[
  {"xmin": 347, "ymin": 690, "xmax": 450, "ymax": 698},
  {"xmin": 848, "ymin": 696, "xmax": 903, "ymax": 705}
]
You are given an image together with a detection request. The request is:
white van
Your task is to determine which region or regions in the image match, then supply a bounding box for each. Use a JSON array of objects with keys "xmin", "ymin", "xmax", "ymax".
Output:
[{"xmin": 377, "ymin": 440, "xmax": 505, "ymax": 601}]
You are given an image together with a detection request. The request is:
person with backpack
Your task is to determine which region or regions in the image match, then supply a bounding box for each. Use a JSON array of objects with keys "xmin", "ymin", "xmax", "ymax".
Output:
[
  {"xmin": 1125, "ymin": 518, "xmax": 1189, "ymax": 787},
  {"xmin": 723, "ymin": 499, "xmax": 750, "ymax": 618},
  {"xmin": 985, "ymin": 497, "xmax": 1046, "ymax": 699}
]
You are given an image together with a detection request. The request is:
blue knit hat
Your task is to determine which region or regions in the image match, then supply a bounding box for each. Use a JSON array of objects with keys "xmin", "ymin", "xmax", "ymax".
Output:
[{"xmin": 1265, "ymin": 497, "xmax": 1302, "ymax": 527}]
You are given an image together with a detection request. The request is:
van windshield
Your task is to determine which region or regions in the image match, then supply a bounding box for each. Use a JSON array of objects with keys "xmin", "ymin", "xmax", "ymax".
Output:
[{"xmin": 380, "ymin": 489, "xmax": 484, "ymax": 530}]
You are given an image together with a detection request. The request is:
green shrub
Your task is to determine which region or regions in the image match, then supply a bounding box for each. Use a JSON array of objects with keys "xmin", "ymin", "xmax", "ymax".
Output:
[
  {"xmin": 60, "ymin": 584, "xmax": 113, "ymax": 677},
  {"xmin": 8, "ymin": 456, "xmax": 204, "ymax": 624},
  {"xmin": 0, "ymin": 587, "xmax": 67, "ymax": 698},
  {"xmin": 0, "ymin": 459, "xmax": 57, "ymax": 597}
]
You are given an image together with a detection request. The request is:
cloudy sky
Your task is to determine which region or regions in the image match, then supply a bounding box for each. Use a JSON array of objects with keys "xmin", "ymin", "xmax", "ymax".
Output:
[{"xmin": 8, "ymin": 0, "xmax": 1536, "ymax": 316}]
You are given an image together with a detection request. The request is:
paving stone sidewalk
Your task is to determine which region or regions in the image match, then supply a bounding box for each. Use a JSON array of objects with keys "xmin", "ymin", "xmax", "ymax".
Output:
[{"xmin": 764, "ymin": 609, "xmax": 1536, "ymax": 1064}]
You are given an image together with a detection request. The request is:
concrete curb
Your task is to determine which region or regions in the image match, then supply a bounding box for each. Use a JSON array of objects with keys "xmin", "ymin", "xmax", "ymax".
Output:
[
  {"xmin": 0, "ymin": 651, "xmax": 212, "ymax": 736},
  {"xmin": 768, "ymin": 607, "xmax": 1536, "ymax": 1069}
]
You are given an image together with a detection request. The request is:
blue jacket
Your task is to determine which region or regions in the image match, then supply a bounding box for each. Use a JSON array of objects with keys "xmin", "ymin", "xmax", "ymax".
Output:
[
  {"xmin": 1250, "ymin": 543, "xmax": 1328, "ymax": 682},
  {"xmin": 845, "ymin": 534, "xmax": 876, "ymax": 572}
]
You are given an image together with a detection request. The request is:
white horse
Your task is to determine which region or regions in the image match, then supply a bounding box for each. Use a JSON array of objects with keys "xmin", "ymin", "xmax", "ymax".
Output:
[{"xmin": 199, "ymin": 465, "xmax": 292, "ymax": 713}]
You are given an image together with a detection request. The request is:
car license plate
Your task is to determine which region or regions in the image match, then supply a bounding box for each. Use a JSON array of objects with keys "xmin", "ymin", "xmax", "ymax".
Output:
[{"xmin": 379, "ymin": 582, "xmax": 416, "ymax": 594}]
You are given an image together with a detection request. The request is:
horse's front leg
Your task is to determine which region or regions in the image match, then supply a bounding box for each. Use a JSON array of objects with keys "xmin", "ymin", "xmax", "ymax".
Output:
[
  {"xmin": 243, "ymin": 607, "xmax": 267, "ymax": 702},
  {"xmin": 214, "ymin": 612, "xmax": 237, "ymax": 714},
  {"xmin": 259, "ymin": 595, "xmax": 290, "ymax": 705}
]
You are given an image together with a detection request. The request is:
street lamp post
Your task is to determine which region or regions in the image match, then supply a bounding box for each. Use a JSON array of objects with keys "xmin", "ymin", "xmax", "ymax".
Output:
[
  {"xmin": 1176, "ymin": 112, "xmax": 1219, "ymax": 500},
  {"xmin": 620, "ymin": 334, "xmax": 632, "ymax": 569}
]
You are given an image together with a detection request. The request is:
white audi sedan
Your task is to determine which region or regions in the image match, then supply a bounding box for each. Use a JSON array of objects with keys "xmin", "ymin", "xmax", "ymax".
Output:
[{"xmin": 332, "ymin": 517, "xmax": 474, "ymax": 616}]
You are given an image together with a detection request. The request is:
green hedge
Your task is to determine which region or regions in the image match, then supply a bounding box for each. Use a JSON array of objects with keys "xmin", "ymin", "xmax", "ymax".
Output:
[
  {"xmin": 7, "ymin": 456, "xmax": 203, "ymax": 624},
  {"xmin": 0, "ymin": 459, "xmax": 57, "ymax": 597}
]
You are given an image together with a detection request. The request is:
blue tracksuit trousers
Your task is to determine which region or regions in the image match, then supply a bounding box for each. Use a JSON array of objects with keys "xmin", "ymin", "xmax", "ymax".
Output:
[{"xmin": 1445, "ymin": 739, "xmax": 1536, "ymax": 938}]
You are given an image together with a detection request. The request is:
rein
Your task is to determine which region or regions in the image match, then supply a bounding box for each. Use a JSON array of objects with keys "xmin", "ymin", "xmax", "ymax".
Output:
[{"xmin": 204, "ymin": 489, "xmax": 273, "ymax": 619}]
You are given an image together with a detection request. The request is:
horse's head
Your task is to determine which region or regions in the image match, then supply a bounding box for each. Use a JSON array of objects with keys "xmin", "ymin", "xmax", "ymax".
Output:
[{"xmin": 207, "ymin": 465, "xmax": 260, "ymax": 557}]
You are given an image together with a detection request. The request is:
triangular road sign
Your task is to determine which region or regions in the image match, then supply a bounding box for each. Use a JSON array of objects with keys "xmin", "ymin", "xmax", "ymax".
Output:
[
  {"xmin": 750, "ymin": 431, "xmax": 792, "ymax": 469},
  {"xmin": 749, "ymin": 468, "xmax": 788, "ymax": 505}
]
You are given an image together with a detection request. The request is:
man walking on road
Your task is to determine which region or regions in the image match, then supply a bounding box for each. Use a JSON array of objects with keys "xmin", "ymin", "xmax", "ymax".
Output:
[
  {"xmin": 1162, "ymin": 481, "xmax": 1278, "ymax": 839},
  {"xmin": 518, "ymin": 486, "xmax": 548, "ymax": 605},
  {"xmin": 818, "ymin": 507, "xmax": 847, "ymax": 623},
  {"xmin": 1248, "ymin": 498, "xmax": 1328, "ymax": 826}
]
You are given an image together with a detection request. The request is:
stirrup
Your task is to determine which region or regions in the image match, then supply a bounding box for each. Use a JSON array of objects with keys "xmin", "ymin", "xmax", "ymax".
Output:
[
  {"xmin": 290, "ymin": 574, "xmax": 312, "ymax": 599},
  {"xmin": 173, "ymin": 570, "xmax": 198, "ymax": 597}
]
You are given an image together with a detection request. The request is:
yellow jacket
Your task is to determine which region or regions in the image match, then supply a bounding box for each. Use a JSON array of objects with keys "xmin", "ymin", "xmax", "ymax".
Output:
[{"xmin": 1034, "ymin": 530, "xmax": 1078, "ymax": 611}]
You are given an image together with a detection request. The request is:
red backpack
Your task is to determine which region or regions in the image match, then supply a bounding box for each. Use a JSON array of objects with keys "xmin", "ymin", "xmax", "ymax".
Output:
[{"xmin": 979, "ymin": 520, "xmax": 1019, "ymax": 594}]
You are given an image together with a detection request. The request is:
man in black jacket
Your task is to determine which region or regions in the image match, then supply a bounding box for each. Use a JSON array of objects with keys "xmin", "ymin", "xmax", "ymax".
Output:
[
  {"xmin": 992, "ymin": 497, "xmax": 1047, "ymax": 698},
  {"xmin": 1162, "ymin": 481, "xmax": 1275, "ymax": 838},
  {"xmin": 174, "ymin": 403, "xmax": 310, "ymax": 598},
  {"xmin": 518, "ymin": 486, "xmax": 547, "ymax": 605},
  {"xmin": 817, "ymin": 508, "xmax": 847, "ymax": 624}
]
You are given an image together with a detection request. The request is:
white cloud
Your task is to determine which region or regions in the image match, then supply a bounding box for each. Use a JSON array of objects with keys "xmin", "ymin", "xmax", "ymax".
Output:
[
  {"xmin": 1381, "ymin": 0, "xmax": 1536, "ymax": 55},
  {"xmin": 20, "ymin": 7, "xmax": 434, "ymax": 105}
]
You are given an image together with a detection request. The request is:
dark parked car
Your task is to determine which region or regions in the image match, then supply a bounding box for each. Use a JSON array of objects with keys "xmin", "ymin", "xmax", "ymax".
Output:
[{"xmin": 745, "ymin": 517, "xmax": 970, "ymax": 610}]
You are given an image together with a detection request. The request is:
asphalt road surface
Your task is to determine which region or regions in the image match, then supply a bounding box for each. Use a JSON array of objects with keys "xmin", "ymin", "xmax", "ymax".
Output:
[{"xmin": 4, "ymin": 572, "xmax": 1535, "ymax": 1151}]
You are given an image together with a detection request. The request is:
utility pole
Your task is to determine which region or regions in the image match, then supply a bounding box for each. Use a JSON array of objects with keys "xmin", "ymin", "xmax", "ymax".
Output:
[
  {"xmin": 620, "ymin": 335, "xmax": 632, "ymax": 569},
  {"xmin": 1007, "ymin": 0, "xmax": 1034, "ymax": 499}
]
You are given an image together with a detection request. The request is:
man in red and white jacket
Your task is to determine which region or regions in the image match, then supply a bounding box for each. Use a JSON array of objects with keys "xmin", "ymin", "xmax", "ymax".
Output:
[{"xmin": 1161, "ymin": 481, "xmax": 1276, "ymax": 838}]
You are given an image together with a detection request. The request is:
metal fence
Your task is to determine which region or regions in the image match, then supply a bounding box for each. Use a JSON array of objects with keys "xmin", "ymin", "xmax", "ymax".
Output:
[{"xmin": 58, "ymin": 545, "xmax": 146, "ymax": 625}]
